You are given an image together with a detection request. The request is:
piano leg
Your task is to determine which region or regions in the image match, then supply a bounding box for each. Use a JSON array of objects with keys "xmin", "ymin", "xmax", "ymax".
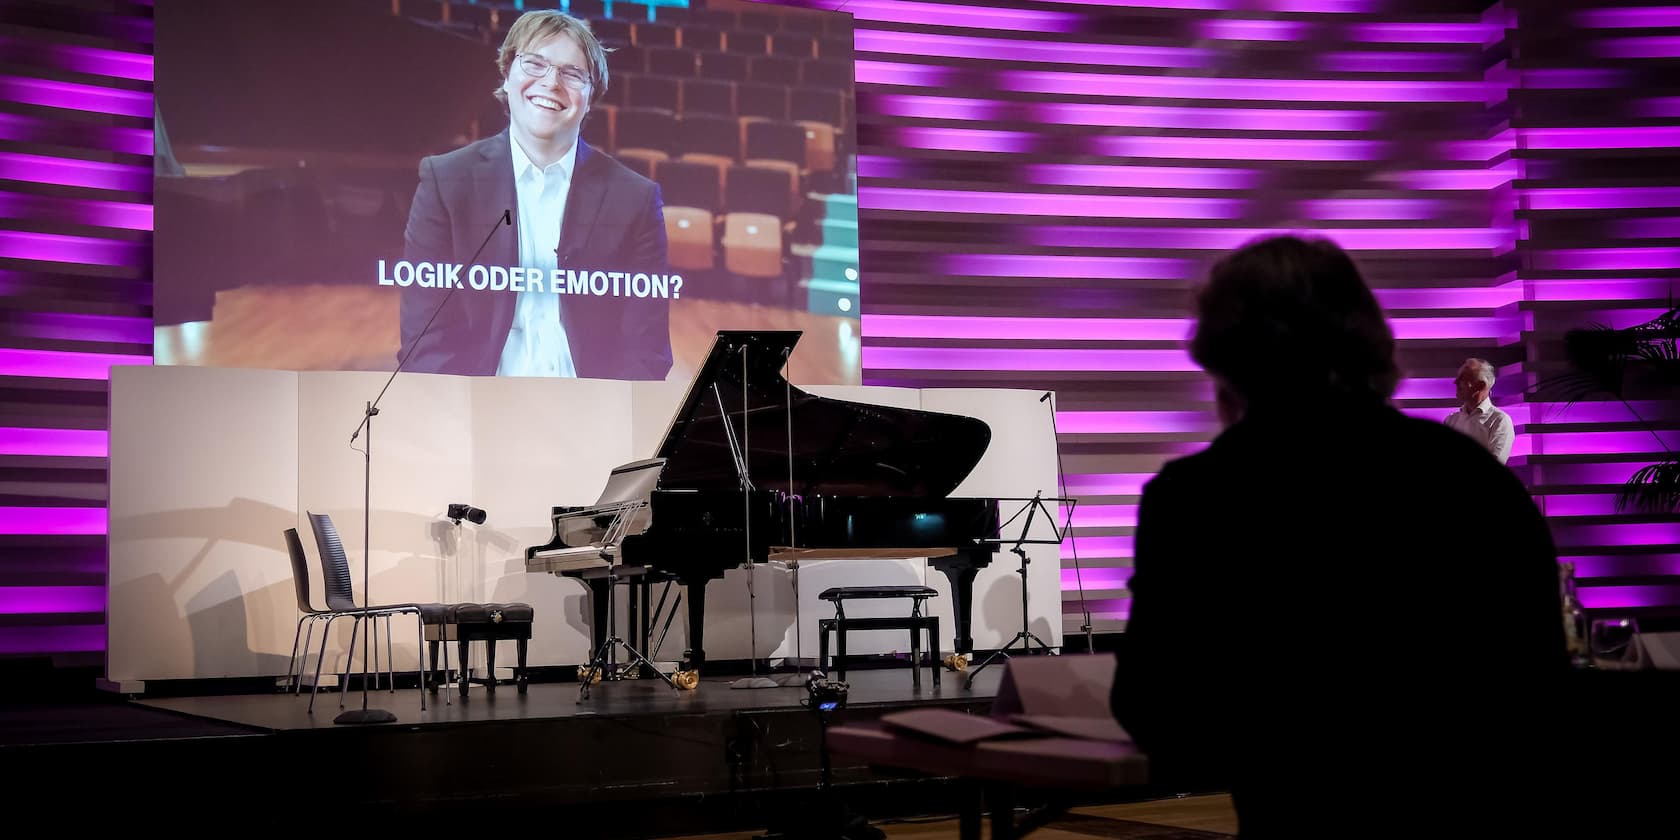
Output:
[
  {"xmin": 931, "ymin": 556, "xmax": 981, "ymax": 658},
  {"xmin": 681, "ymin": 577, "xmax": 707, "ymax": 672},
  {"xmin": 587, "ymin": 576, "xmax": 611, "ymax": 657}
]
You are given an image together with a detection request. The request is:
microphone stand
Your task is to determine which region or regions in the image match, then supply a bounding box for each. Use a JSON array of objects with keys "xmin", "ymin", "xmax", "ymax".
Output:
[
  {"xmin": 334, "ymin": 209, "xmax": 510, "ymax": 725},
  {"xmin": 1044, "ymin": 391, "xmax": 1094, "ymax": 653}
]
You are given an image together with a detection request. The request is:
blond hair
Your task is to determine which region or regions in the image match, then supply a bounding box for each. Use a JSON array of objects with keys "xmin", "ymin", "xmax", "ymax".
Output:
[{"xmin": 493, "ymin": 11, "xmax": 611, "ymax": 107}]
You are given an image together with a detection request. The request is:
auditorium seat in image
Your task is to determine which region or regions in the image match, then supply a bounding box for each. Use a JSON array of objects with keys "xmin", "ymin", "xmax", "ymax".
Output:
[
  {"xmin": 736, "ymin": 83, "xmax": 789, "ymax": 122},
  {"xmin": 626, "ymin": 74, "xmax": 681, "ymax": 112},
  {"xmin": 681, "ymin": 78, "xmax": 734, "ymax": 117},
  {"xmin": 679, "ymin": 25, "xmax": 724, "ymax": 53},
  {"xmin": 699, "ymin": 51, "xmax": 749, "ymax": 82},
  {"xmin": 647, "ymin": 46, "xmax": 696, "ymax": 77},
  {"xmin": 725, "ymin": 30, "xmax": 768, "ymax": 56},
  {"xmin": 633, "ymin": 21, "xmax": 678, "ymax": 48}
]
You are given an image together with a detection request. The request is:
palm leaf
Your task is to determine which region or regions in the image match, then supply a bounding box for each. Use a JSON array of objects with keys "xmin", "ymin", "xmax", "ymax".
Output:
[{"xmin": 1618, "ymin": 459, "xmax": 1680, "ymax": 515}]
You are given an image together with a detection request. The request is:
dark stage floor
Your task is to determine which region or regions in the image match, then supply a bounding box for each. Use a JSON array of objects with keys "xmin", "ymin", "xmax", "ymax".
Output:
[{"xmin": 139, "ymin": 667, "xmax": 1002, "ymax": 733}]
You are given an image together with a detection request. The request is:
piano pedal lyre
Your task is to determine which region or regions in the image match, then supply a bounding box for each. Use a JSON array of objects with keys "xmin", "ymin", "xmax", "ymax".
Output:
[
  {"xmin": 576, "ymin": 665, "xmax": 603, "ymax": 684},
  {"xmin": 672, "ymin": 669, "xmax": 700, "ymax": 690},
  {"xmin": 942, "ymin": 653, "xmax": 968, "ymax": 672}
]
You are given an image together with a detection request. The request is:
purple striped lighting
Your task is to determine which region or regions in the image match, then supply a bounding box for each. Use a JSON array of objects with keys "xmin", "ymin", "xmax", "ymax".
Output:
[
  {"xmin": 1578, "ymin": 586, "xmax": 1680, "ymax": 610},
  {"xmin": 1320, "ymin": 51, "xmax": 1477, "ymax": 74},
  {"xmin": 840, "ymin": 0, "xmax": 1083, "ymax": 32},
  {"xmin": 865, "ymin": 315, "xmax": 1191, "ymax": 342},
  {"xmin": 1198, "ymin": 19, "xmax": 1306, "ymax": 41},
  {"xmin": 857, "ymin": 61, "xmax": 1496, "ymax": 102},
  {"xmin": 1439, "ymin": 132, "xmax": 1514, "ymax": 162},
  {"xmin": 1523, "ymin": 127, "xmax": 1680, "ymax": 151},
  {"xmin": 1030, "ymin": 0, "xmax": 1230, "ymax": 8},
  {"xmin": 1574, "ymin": 7, "xmax": 1680, "ymax": 28},
  {"xmin": 0, "ymin": 427, "xmax": 109, "ymax": 458},
  {"xmin": 879, "ymin": 126, "xmax": 1035, "ymax": 154},
  {"xmin": 1376, "ymin": 285, "xmax": 1521, "ymax": 309},
  {"xmin": 1399, "ymin": 406, "xmax": 1457, "ymax": 423},
  {"xmin": 863, "ymin": 187, "xmax": 1244, "ymax": 220},
  {"xmin": 1064, "ymin": 536, "xmax": 1134, "ymax": 559},
  {"xmin": 0, "ymin": 349, "xmax": 151, "ymax": 380},
  {"xmin": 0, "ymin": 625, "xmax": 104, "ymax": 655},
  {"xmin": 1064, "ymin": 473, "xmax": 1158, "ymax": 497},
  {"xmin": 0, "ymin": 36, "xmax": 153, "ymax": 81},
  {"xmin": 1566, "ymin": 555, "xmax": 1680, "ymax": 580},
  {"xmin": 1061, "ymin": 568, "xmax": 1132, "ymax": 591},
  {"xmin": 0, "ymin": 192, "xmax": 153, "ymax": 231},
  {"xmin": 6, "ymin": 312, "xmax": 153, "ymax": 344},
  {"xmin": 1557, "ymin": 522, "xmax": 1680, "ymax": 548},
  {"xmin": 0, "ymin": 230, "xmax": 148, "ymax": 267},
  {"xmin": 1299, "ymin": 198, "xmax": 1444, "ymax": 221},
  {"xmin": 1099, "ymin": 135, "xmax": 1389, "ymax": 162},
  {"xmin": 1019, "ymin": 164, "xmax": 1258, "ymax": 190},
  {"xmin": 0, "ymin": 586, "xmax": 105, "ymax": 615},
  {"xmin": 1634, "ymin": 97, "xmax": 1680, "ymax": 119},
  {"xmin": 855, "ymin": 30, "xmax": 1211, "ymax": 69},
  {"xmin": 1058, "ymin": 412, "xmax": 1215, "ymax": 435},
  {"xmin": 1529, "ymin": 401, "xmax": 1680, "ymax": 426},
  {"xmin": 1028, "ymin": 226, "xmax": 1510, "ymax": 252},
  {"xmin": 0, "ymin": 114, "xmax": 155, "ymax": 157},
  {"xmin": 1392, "ymin": 379, "xmax": 1456, "ymax": 401},
  {"xmin": 1530, "ymin": 430, "xmax": 1680, "ymax": 457},
  {"xmin": 1518, "ymin": 69, "xmax": 1634, "ymax": 90},
  {"xmin": 1543, "ymin": 495, "xmax": 1640, "ymax": 519},
  {"xmin": 1525, "ymin": 188, "xmax": 1680, "ymax": 211},
  {"xmin": 0, "ymin": 507, "xmax": 106, "ymax": 535},
  {"xmin": 865, "ymin": 94, "xmax": 1383, "ymax": 133},
  {"xmin": 1536, "ymin": 462, "xmax": 1663, "ymax": 487},
  {"xmin": 1062, "ymin": 505, "xmax": 1140, "ymax": 529},
  {"xmin": 1396, "ymin": 166, "xmax": 1517, "ymax": 191},
  {"xmin": 942, "ymin": 254, "xmax": 1193, "ymax": 279},
  {"xmin": 1612, "ymin": 217, "xmax": 1680, "ymax": 239},
  {"xmin": 1260, "ymin": 0, "xmax": 1379, "ymax": 10},
  {"xmin": 862, "ymin": 346, "xmax": 1197, "ymax": 372},
  {"xmin": 0, "ymin": 76, "xmax": 152, "ymax": 118},
  {"xmin": 1389, "ymin": 317, "xmax": 1511, "ymax": 340},
  {"xmin": 1528, "ymin": 279, "xmax": 1680, "ymax": 302},
  {"xmin": 1068, "ymin": 600, "xmax": 1130, "ymax": 620},
  {"xmin": 1532, "ymin": 249, "xmax": 1680, "ymax": 272},
  {"xmin": 1596, "ymin": 36, "xmax": 1680, "ymax": 60},
  {"xmin": 0, "ymin": 153, "xmax": 152, "ymax": 192},
  {"xmin": 1346, "ymin": 22, "xmax": 1497, "ymax": 45}
]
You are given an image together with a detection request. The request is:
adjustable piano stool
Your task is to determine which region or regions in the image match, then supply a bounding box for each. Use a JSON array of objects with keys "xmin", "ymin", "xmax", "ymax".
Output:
[
  {"xmin": 818, "ymin": 586, "xmax": 941, "ymax": 689},
  {"xmin": 427, "ymin": 602, "xmax": 534, "ymax": 698}
]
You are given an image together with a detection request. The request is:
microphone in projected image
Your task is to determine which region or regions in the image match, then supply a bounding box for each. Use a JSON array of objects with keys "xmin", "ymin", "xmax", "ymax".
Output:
[{"xmin": 335, "ymin": 208, "xmax": 509, "ymax": 727}]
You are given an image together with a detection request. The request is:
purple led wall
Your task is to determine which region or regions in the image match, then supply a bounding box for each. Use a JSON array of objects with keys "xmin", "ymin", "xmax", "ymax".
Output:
[
  {"xmin": 0, "ymin": 0, "xmax": 152, "ymax": 665},
  {"xmin": 1512, "ymin": 1, "xmax": 1680, "ymax": 617},
  {"xmin": 2, "ymin": 0, "xmax": 1674, "ymax": 664}
]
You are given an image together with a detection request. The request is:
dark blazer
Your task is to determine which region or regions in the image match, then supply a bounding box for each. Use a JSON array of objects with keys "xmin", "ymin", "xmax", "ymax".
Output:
[
  {"xmin": 399, "ymin": 132, "xmax": 672, "ymax": 379},
  {"xmin": 1110, "ymin": 402, "xmax": 1566, "ymax": 837}
]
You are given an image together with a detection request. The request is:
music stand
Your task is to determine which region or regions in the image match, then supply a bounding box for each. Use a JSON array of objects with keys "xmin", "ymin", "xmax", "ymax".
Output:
[
  {"xmin": 576, "ymin": 502, "xmax": 681, "ymax": 701},
  {"xmin": 965, "ymin": 492, "xmax": 1075, "ymax": 690}
]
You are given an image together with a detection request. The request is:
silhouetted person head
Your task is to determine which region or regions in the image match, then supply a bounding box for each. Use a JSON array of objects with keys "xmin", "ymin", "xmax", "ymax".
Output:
[{"xmin": 1189, "ymin": 235, "xmax": 1399, "ymax": 426}]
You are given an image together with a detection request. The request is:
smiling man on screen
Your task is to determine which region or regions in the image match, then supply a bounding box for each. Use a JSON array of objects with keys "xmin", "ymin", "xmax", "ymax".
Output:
[{"xmin": 400, "ymin": 10, "xmax": 672, "ymax": 380}]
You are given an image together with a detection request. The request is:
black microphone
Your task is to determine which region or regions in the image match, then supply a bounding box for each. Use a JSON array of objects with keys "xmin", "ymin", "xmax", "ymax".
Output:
[{"xmin": 353, "ymin": 208, "xmax": 511, "ymax": 442}]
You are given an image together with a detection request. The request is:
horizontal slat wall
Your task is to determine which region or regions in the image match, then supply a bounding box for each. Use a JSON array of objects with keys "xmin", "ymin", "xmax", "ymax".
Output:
[
  {"xmin": 0, "ymin": 0, "xmax": 153, "ymax": 665},
  {"xmin": 772, "ymin": 0, "xmax": 1518, "ymax": 632},
  {"xmin": 1512, "ymin": 1, "xmax": 1680, "ymax": 621}
]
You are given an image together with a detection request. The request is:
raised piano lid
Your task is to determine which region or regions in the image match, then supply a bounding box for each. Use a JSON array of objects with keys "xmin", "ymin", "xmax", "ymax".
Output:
[{"xmin": 653, "ymin": 330, "xmax": 992, "ymax": 498}]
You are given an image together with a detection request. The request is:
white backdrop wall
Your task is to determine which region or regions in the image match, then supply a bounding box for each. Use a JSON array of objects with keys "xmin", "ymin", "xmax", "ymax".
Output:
[{"xmin": 107, "ymin": 366, "xmax": 1060, "ymax": 683}]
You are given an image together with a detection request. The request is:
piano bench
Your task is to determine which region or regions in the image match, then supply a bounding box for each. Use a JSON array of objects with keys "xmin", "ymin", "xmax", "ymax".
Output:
[
  {"xmin": 426, "ymin": 603, "xmax": 534, "ymax": 698},
  {"xmin": 817, "ymin": 586, "xmax": 941, "ymax": 690}
]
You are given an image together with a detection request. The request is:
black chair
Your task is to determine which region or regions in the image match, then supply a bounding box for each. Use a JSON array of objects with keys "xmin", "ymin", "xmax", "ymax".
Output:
[
  {"xmin": 816, "ymin": 36, "xmax": 854, "ymax": 63},
  {"xmin": 615, "ymin": 107, "xmax": 679, "ymax": 158},
  {"xmin": 736, "ymin": 9, "xmax": 781, "ymax": 32},
  {"xmin": 750, "ymin": 55, "xmax": 801, "ymax": 86},
  {"xmin": 802, "ymin": 58, "xmax": 853, "ymax": 90},
  {"xmin": 737, "ymin": 83, "xmax": 789, "ymax": 121},
  {"xmin": 679, "ymin": 25, "xmax": 724, "ymax": 53},
  {"xmin": 678, "ymin": 112, "xmax": 743, "ymax": 163},
  {"xmin": 627, "ymin": 74, "xmax": 681, "ymax": 112},
  {"xmin": 790, "ymin": 87, "xmax": 846, "ymax": 129},
  {"xmin": 726, "ymin": 163, "xmax": 795, "ymax": 220},
  {"xmin": 699, "ymin": 51, "xmax": 749, "ymax": 82},
  {"xmin": 746, "ymin": 120, "xmax": 808, "ymax": 170},
  {"xmin": 305, "ymin": 512, "xmax": 449, "ymax": 713},
  {"xmin": 633, "ymin": 21, "xmax": 678, "ymax": 47},
  {"xmin": 770, "ymin": 33, "xmax": 814, "ymax": 59},
  {"xmin": 726, "ymin": 30, "xmax": 769, "ymax": 56},
  {"xmin": 282, "ymin": 527, "xmax": 334, "ymax": 694},
  {"xmin": 658, "ymin": 159, "xmax": 723, "ymax": 214}
]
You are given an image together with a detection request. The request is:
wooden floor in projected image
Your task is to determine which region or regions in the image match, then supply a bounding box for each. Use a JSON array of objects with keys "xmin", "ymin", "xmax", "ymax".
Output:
[{"xmin": 152, "ymin": 285, "xmax": 863, "ymax": 385}]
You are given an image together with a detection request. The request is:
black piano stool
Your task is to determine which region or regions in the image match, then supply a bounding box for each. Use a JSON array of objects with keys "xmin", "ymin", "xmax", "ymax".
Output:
[
  {"xmin": 427, "ymin": 603, "xmax": 534, "ymax": 697},
  {"xmin": 817, "ymin": 586, "xmax": 940, "ymax": 690}
]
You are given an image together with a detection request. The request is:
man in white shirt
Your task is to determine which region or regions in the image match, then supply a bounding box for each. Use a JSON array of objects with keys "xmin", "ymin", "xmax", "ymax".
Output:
[
  {"xmin": 1444, "ymin": 357, "xmax": 1513, "ymax": 464},
  {"xmin": 399, "ymin": 10, "xmax": 672, "ymax": 379}
]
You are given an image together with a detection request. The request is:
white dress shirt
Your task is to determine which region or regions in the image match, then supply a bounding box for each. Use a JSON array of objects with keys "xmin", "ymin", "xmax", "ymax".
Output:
[
  {"xmin": 496, "ymin": 138, "xmax": 578, "ymax": 377},
  {"xmin": 1444, "ymin": 397, "xmax": 1513, "ymax": 465}
]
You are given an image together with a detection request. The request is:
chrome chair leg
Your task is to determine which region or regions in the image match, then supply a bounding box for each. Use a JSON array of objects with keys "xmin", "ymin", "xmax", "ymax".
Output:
[
  {"xmin": 308, "ymin": 613, "xmax": 345, "ymax": 713},
  {"xmin": 286, "ymin": 614, "xmax": 309, "ymax": 691},
  {"xmin": 338, "ymin": 615, "xmax": 363, "ymax": 709}
]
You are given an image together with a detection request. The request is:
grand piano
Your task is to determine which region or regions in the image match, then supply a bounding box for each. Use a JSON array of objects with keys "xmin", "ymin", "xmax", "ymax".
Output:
[{"xmin": 528, "ymin": 330, "xmax": 1001, "ymax": 674}]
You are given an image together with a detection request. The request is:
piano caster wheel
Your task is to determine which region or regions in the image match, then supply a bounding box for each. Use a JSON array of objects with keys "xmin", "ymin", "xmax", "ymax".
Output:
[
  {"xmin": 616, "ymin": 665, "xmax": 642, "ymax": 680},
  {"xmin": 577, "ymin": 666, "xmax": 602, "ymax": 685},
  {"xmin": 943, "ymin": 654, "xmax": 968, "ymax": 672},
  {"xmin": 516, "ymin": 674, "xmax": 529, "ymax": 695},
  {"xmin": 673, "ymin": 670, "xmax": 700, "ymax": 691}
]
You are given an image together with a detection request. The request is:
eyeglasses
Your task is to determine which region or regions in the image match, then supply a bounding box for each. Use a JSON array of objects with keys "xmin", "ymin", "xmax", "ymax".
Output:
[{"xmin": 515, "ymin": 53, "xmax": 592, "ymax": 91}]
